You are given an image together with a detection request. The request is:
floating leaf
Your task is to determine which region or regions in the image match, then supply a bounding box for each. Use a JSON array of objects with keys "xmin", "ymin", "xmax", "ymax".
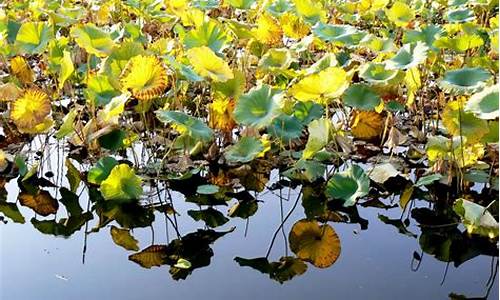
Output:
[
  {"xmin": 187, "ymin": 46, "xmax": 233, "ymax": 82},
  {"xmin": 224, "ymin": 136, "xmax": 264, "ymax": 163},
  {"xmin": 120, "ymin": 55, "xmax": 168, "ymax": 100},
  {"xmin": 464, "ymin": 85, "xmax": 499, "ymax": 120},
  {"xmin": 65, "ymin": 159, "xmax": 81, "ymax": 193},
  {"xmin": 100, "ymin": 164, "xmax": 143, "ymax": 202},
  {"xmin": 19, "ymin": 190, "xmax": 58, "ymax": 216},
  {"xmin": 110, "ymin": 225, "xmax": 140, "ymax": 251},
  {"xmin": 289, "ymin": 219, "xmax": 341, "ymax": 268},
  {"xmin": 233, "ymin": 85, "xmax": 282, "ymax": 129},
  {"xmin": 325, "ymin": 164, "xmax": 370, "ymax": 207},
  {"xmin": 453, "ymin": 199, "xmax": 499, "ymax": 239},
  {"xmin": 196, "ymin": 184, "xmax": 220, "ymax": 195}
]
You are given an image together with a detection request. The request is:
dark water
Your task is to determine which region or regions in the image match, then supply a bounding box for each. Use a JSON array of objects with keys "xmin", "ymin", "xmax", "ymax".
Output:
[{"xmin": 0, "ymin": 140, "xmax": 498, "ymax": 300}]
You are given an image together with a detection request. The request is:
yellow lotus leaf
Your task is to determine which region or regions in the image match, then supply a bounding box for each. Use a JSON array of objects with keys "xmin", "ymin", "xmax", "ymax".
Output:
[
  {"xmin": 19, "ymin": 190, "xmax": 58, "ymax": 216},
  {"xmin": 252, "ymin": 14, "xmax": 283, "ymax": 46},
  {"xmin": 10, "ymin": 56, "xmax": 34, "ymax": 84},
  {"xmin": 187, "ymin": 46, "xmax": 234, "ymax": 82},
  {"xmin": 386, "ymin": 2, "xmax": 415, "ymax": 27},
  {"xmin": 0, "ymin": 82, "xmax": 22, "ymax": 102},
  {"xmin": 359, "ymin": 0, "xmax": 389, "ymax": 13},
  {"xmin": 292, "ymin": 0, "xmax": 327, "ymax": 24},
  {"xmin": 120, "ymin": 55, "xmax": 169, "ymax": 101},
  {"xmin": 290, "ymin": 67, "xmax": 349, "ymax": 105},
  {"xmin": 10, "ymin": 89, "xmax": 51, "ymax": 130},
  {"xmin": 442, "ymin": 100, "xmax": 488, "ymax": 143},
  {"xmin": 280, "ymin": 13, "xmax": 310, "ymax": 40},
  {"xmin": 20, "ymin": 117, "xmax": 54, "ymax": 134},
  {"xmin": 350, "ymin": 110, "xmax": 385, "ymax": 140},
  {"xmin": 209, "ymin": 97, "xmax": 236, "ymax": 132},
  {"xmin": 289, "ymin": 219, "xmax": 341, "ymax": 268}
]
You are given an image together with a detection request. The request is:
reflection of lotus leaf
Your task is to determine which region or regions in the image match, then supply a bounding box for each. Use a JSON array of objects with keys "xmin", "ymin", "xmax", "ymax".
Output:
[
  {"xmin": 289, "ymin": 219, "xmax": 341, "ymax": 268},
  {"xmin": 19, "ymin": 190, "xmax": 58, "ymax": 216}
]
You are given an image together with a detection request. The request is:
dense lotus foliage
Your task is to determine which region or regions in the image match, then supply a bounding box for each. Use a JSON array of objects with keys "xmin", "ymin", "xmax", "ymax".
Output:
[{"xmin": 0, "ymin": 0, "xmax": 498, "ymax": 283}]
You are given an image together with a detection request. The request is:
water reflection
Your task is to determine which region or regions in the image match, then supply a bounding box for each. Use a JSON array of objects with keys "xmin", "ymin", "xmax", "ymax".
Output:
[{"xmin": 0, "ymin": 140, "xmax": 498, "ymax": 299}]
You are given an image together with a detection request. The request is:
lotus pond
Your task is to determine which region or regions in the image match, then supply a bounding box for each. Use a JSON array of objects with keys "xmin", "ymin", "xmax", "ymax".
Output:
[{"xmin": 0, "ymin": 0, "xmax": 499, "ymax": 299}]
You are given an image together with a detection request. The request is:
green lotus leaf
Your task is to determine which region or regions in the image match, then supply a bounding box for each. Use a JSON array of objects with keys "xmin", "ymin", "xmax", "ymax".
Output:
[
  {"xmin": 305, "ymin": 53, "xmax": 338, "ymax": 75},
  {"xmin": 85, "ymin": 74, "xmax": 121, "ymax": 106},
  {"xmin": 266, "ymin": 0, "xmax": 293, "ymax": 16},
  {"xmin": 258, "ymin": 48, "xmax": 294, "ymax": 71},
  {"xmin": 87, "ymin": 156, "xmax": 118, "ymax": 184},
  {"xmin": 234, "ymin": 85, "xmax": 282, "ymax": 129},
  {"xmin": 386, "ymin": 42, "xmax": 428, "ymax": 70},
  {"xmin": 196, "ymin": 184, "xmax": 220, "ymax": 195},
  {"xmin": 403, "ymin": 25, "xmax": 443, "ymax": 51},
  {"xmin": 439, "ymin": 67, "xmax": 492, "ymax": 94},
  {"xmin": 183, "ymin": 20, "xmax": 230, "ymax": 53},
  {"xmin": 224, "ymin": 136, "xmax": 264, "ymax": 163},
  {"xmin": 100, "ymin": 164, "xmax": 143, "ymax": 202},
  {"xmin": 464, "ymin": 85, "xmax": 499, "ymax": 120},
  {"xmin": 446, "ymin": 8, "xmax": 475, "ymax": 23},
  {"xmin": 226, "ymin": 0, "xmax": 255, "ymax": 9},
  {"xmin": 192, "ymin": 0, "xmax": 221, "ymax": 10},
  {"xmin": 359, "ymin": 62, "xmax": 403, "ymax": 86},
  {"xmin": 313, "ymin": 23, "xmax": 367, "ymax": 46},
  {"xmin": 453, "ymin": 198, "xmax": 499, "ymax": 239},
  {"xmin": 15, "ymin": 22, "xmax": 52, "ymax": 54},
  {"xmin": 70, "ymin": 23, "xmax": 116, "ymax": 57},
  {"xmin": 342, "ymin": 83, "xmax": 382, "ymax": 111},
  {"xmin": 293, "ymin": 101, "xmax": 324, "ymax": 125},
  {"xmin": 325, "ymin": 164, "xmax": 370, "ymax": 207},
  {"xmin": 302, "ymin": 118, "xmax": 334, "ymax": 159},
  {"xmin": 268, "ymin": 114, "xmax": 304, "ymax": 143},
  {"xmin": 155, "ymin": 110, "xmax": 214, "ymax": 142},
  {"xmin": 482, "ymin": 121, "xmax": 499, "ymax": 143}
]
